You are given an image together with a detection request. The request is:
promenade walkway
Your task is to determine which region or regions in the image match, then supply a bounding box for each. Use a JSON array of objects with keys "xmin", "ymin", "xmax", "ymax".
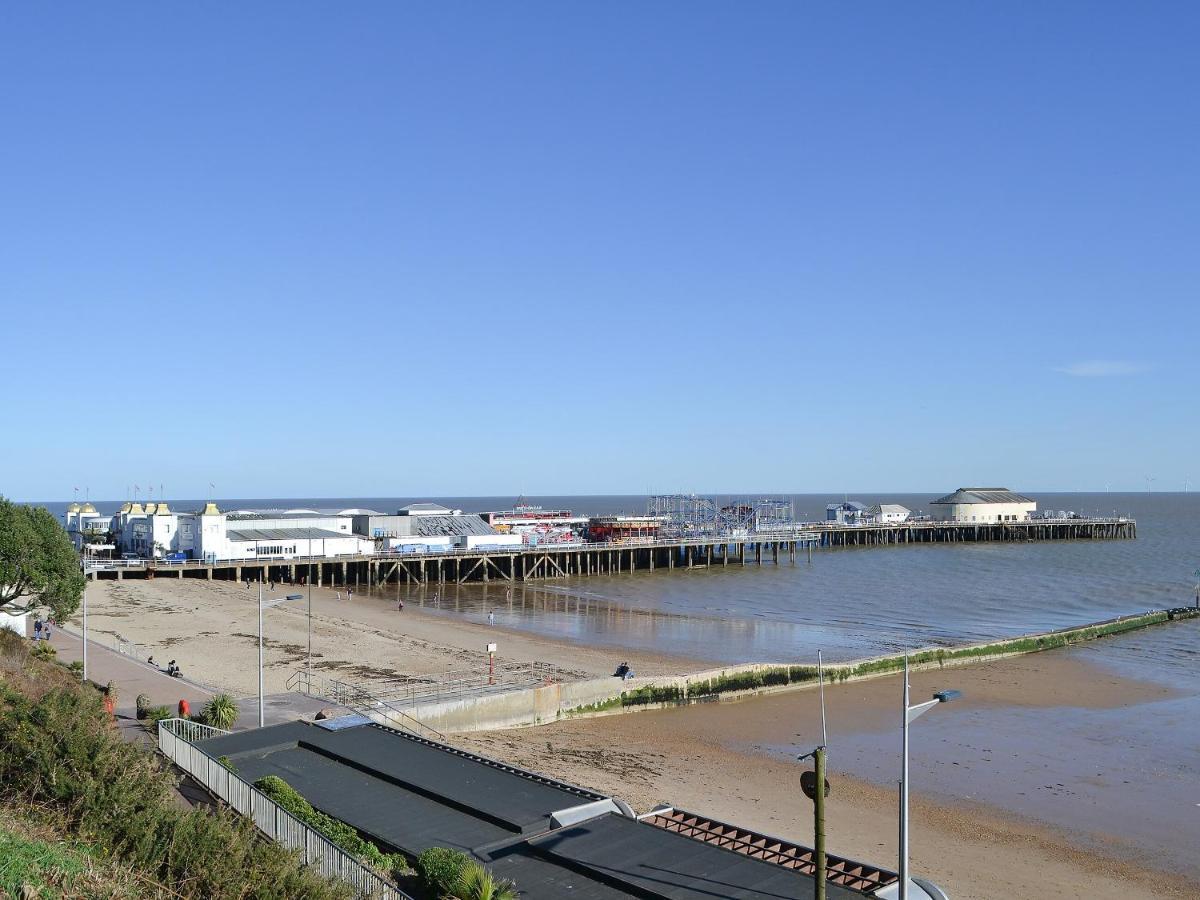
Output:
[{"xmin": 46, "ymin": 626, "xmax": 331, "ymax": 726}]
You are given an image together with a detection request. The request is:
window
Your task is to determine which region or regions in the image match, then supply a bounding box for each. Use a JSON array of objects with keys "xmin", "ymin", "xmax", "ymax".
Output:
[{"xmin": 182, "ymin": 524, "xmax": 192, "ymax": 535}]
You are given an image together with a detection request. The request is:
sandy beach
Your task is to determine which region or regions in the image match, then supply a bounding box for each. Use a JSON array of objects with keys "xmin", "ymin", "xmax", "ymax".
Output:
[
  {"xmin": 71, "ymin": 578, "xmax": 1200, "ymax": 899},
  {"xmin": 74, "ymin": 578, "xmax": 698, "ymax": 696}
]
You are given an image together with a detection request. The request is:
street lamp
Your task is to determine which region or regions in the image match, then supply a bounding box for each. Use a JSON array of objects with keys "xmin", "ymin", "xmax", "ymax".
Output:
[
  {"xmin": 899, "ymin": 654, "xmax": 961, "ymax": 900},
  {"xmin": 258, "ymin": 586, "xmax": 303, "ymax": 728}
]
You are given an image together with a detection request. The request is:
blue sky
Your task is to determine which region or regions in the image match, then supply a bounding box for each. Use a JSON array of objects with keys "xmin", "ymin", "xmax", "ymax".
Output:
[{"xmin": 2, "ymin": 3, "xmax": 1197, "ymax": 500}]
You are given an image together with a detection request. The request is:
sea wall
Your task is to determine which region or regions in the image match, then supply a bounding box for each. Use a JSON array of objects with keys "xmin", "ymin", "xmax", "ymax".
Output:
[{"xmin": 405, "ymin": 607, "xmax": 1198, "ymax": 733}]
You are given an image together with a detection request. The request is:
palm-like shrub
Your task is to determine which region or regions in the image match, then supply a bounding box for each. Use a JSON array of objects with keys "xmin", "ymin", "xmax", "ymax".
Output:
[
  {"xmin": 448, "ymin": 862, "xmax": 518, "ymax": 900},
  {"xmin": 416, "ymin": 847, "xmax": 470, "ymax": 898},
  {"xmin": 201, "ymin": 693, "xmax": 239, "ymax": 730}
]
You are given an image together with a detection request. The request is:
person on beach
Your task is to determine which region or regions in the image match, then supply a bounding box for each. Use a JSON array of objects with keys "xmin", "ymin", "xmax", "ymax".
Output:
[
  {"xmin": 488, "ymin": 610, "xmax": 496, "ymax": 627},
  {"xmin": 336, "ymin": 590, "xmax": 341, "ymax": 601},
  {"xmin": 147, "ymin": 655, "xmax": 156, "ymax": 667},
  {"xmin": 397, "ymin": 599, "xmax": 404, "ymax": 611},
  {"xmin": 347, "ymin": 588, "xmax": 353, "ymax": 602}
]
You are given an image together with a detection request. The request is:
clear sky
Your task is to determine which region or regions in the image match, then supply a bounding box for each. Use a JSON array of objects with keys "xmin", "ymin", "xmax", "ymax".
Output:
[{"xmin": 3, "ymin": 3, "xmax": 1197, "ymax": 501}]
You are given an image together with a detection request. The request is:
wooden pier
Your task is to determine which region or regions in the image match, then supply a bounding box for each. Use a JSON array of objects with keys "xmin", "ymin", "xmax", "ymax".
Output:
[{"xmin": 84, "ymin": 517, "xmax": 1135, "ymax": 586}]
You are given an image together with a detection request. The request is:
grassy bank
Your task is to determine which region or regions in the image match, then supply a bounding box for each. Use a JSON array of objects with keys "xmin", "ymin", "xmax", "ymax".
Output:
[
  {"xmin": 0, "ymin": 628, "xmax": 351, "ymax": 900},
  {"xmin": 563, "ymin": 608, "xmax": 1197, "ymax": 717}
]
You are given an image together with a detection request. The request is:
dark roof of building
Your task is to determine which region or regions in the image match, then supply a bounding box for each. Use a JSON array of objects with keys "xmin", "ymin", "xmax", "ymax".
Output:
[
  {"xmin": 505, "ymin": 813, "xmax": 865, "ymax": 900},
  {"xmin": 195, "ymin": 722, "xmax": 882, "ymax": 900},
  {"xmin": 198, "ymin": 722, "xmax": 605, "ymax": 851},
  {"xmin": 225, "ymin": 527, "xmax": 352, "ymax": 542},
  {"xmin": 929, "ymin": 488, "xmax": 1034, "ymax": 505}
]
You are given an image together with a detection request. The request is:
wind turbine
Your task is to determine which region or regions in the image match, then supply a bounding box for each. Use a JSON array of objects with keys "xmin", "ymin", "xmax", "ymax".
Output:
[{"xmin": 1145, "ymin": 476, "xmax": 1155, "ymax": 495}]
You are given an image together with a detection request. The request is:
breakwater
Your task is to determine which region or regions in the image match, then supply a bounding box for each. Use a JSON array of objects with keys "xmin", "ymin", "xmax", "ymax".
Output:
[{"xmin": 381, "ymin": 607, "xmax": 1195, "ymax": 733}]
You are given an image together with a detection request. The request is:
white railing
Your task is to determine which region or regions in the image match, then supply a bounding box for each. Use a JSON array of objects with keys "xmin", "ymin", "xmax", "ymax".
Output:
[
  {"xmin": 86, "ymin": 517, "xmax": 1134, "ymax": 572},
  {"xmin": 157, "ymin": 718, "xmax": 411, "ymax": 900}
]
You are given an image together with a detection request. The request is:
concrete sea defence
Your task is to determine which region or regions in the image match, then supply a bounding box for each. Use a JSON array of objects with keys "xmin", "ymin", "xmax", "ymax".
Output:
[{"xmin": 396, "ymin": 607, "xmax": 1199, "ymax": 734}]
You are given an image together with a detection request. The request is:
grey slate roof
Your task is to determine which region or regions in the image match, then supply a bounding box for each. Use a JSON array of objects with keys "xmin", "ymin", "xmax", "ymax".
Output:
[
  {"xmin": 408, "ymin": 514, "xmax": 494, "ymax": 537},
  {"xmin": 929, "ymin": 488, "xmax": 1034, "ymax": 505},
  {"xmin": 225, "ymin": 527, "xmax": 354, "ymax": 542}
]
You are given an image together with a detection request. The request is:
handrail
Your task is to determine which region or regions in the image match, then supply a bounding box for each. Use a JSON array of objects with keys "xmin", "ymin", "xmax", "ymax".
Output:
[
  {"xmin": 287, "ymin": 671, "xmax": 448, "ymax": 742},
  {"xmin": 156, "ymin": 719, "xmax": 411, "ymax": 899},
  {"xmin": 83, "ymin": 517, "xmax": 1134, "ymax": 571}
]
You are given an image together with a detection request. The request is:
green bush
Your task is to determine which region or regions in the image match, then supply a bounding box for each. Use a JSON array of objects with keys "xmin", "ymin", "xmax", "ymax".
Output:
[
  {"xmin": 0, "ymin": 669, "xmax": 351, "ymax": 899},
  {"xmin": 254, "ymin": 775, "xmax": 406, "ymax": 879},
  {"xmin": 416, "ymin": 846, "xmax": 470, "ymax": 897},
  {"xmin": 448, "ymin": 860, "xmax": 518, "ymax": 900},
  {"xmin": 31, "ymin": 641, "xmax": 56, "ymax": 661},
  {"xmin": 67, "ymin": 660, "xmax": 84, "ymax": 676},
  {"xmin": 201, "ymin": 693, "xmax": 239, "ymax": 730},
  {"xmin": 142, "ymin": 705, "xmax": 172, "ymax": 730}
]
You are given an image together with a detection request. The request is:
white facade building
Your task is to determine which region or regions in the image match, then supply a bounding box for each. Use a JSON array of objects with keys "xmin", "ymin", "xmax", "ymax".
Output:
[
  {"xmin": 867, "ymin": 504, "xmax": 910, "ymax": 524},
  {"xmin": 929, "ymin": 488, "xmax": 1036, "ymax": 523}
]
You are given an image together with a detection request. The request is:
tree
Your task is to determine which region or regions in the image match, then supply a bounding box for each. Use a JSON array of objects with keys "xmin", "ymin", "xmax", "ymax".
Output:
[{"xmin": 0, "ymin": 497, "xmax": 85, "ymax": 620}]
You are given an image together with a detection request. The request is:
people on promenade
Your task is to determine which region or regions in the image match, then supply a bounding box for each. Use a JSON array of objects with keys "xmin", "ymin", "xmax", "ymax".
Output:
[{"xmin": 33, "ymin": 618, "xmax": 42, "ymax": 640}]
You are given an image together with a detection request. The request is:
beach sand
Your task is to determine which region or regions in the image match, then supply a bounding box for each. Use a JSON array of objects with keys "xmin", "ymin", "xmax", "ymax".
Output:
[
  {"xmin": 75, "ymin": 578, "xmax": 697, "ymax": 696},
  {"xmin": 73, "ymin": 578, "xmax": 1198, "ymax": 899}
]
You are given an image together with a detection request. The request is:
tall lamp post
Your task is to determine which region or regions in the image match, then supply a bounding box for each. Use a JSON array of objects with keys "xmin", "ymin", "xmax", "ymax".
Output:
[
  {"xmin": 259, "ymin": 586, "xmax": 303, "ymax": 728},
  {"xmin": 899, "ymin": 654, "xmax": 961, "ymax": 900},
  {"xmin": 81, "ymin": 579, "xmax": 88, "ymax": 682}
]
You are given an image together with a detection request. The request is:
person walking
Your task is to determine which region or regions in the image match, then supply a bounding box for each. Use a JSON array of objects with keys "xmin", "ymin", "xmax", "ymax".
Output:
[
  {"xmin": 33, "ymin": 618, "xmax": 43, "ymax": 640},
  {"xmin": 488, "ymin": 610, "xmax": 496, "ymax": 627},
  {"xmin": 397, "ymin": 599, "xmax": 405, "ymax": 611},
  {"xmin": 347, "ymin": 588, "xmax": 353, "ymax": 602}
]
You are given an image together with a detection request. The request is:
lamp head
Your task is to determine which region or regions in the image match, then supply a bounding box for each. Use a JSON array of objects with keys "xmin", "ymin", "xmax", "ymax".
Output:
[{"xmin": 934, "ymin": 689, "xmax": 962, "ymax": 703}]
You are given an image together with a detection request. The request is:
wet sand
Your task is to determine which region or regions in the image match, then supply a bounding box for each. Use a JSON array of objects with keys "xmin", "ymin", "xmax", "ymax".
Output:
[{"xmin": 458, "ymin": 656, "xmax": 1197, "ymax": 900}]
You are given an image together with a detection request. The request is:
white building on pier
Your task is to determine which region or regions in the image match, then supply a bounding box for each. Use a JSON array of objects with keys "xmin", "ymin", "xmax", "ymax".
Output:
[{"xmin": 929, "ymin": 488, "xmax": 1036, "ymax": 523}]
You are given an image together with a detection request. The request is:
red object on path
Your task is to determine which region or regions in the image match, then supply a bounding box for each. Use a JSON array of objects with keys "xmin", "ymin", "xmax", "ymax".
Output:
[{"xmin": 178, "ymin": 698, "xmax": 191, "ymax": 718}]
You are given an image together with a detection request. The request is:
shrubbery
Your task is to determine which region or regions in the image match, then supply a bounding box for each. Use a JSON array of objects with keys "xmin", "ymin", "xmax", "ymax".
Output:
[
  {"xmin": 254, "ymin": 775, "xmax": 408, "ymax": 880},
  {"xmin": 416, "ymin": 846, "xmax": 470, "ymax": 897},
  {"xmin": 0, "ymin": 629, "xmax": 351, "ymax": 899}
]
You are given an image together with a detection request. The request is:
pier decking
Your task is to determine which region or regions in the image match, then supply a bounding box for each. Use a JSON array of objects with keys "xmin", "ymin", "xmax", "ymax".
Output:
[{"xmin": 84, "ymin": 517, "xmax": 1134, "ymax": 585}]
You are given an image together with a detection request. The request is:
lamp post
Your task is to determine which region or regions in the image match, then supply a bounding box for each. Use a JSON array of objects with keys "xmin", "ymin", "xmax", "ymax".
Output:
[
  {"xmin": 81, "ymin": 579, "xmax": 88, "ymax": 682},
  {"xmin": 899, "ymin": 654, "xmax": 961, "ymax": 900},
  {"xmin": 258, "ymin": 586, "xmax": 304, "ymax": 728}
]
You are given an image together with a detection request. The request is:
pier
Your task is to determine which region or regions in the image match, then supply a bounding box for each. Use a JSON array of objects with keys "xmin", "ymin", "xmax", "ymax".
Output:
[{"xmin": 84, "ymin": 517, "xmax": 1135, "ymax": 585}]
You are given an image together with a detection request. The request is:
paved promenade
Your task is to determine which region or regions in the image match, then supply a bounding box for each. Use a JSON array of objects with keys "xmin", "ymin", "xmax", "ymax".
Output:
[{"xmin": 45, "ymin": 625, "xmax": 334, "ymax": 727}]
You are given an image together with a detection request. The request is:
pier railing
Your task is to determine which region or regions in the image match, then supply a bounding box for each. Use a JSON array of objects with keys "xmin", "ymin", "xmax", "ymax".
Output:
[
  {"xmin": 83, "ymin": 517, "xmax": 1133, "ymax": 572},
  {"xmin": 157, "ymin": 718, "xmax": 412, "ymax": 900}
]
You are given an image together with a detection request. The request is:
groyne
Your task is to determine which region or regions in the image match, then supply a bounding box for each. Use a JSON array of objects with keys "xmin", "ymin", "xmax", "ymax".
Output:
[{"xmin": 395, "ymin": 607, "xmax": 1198, "ymax": 734}]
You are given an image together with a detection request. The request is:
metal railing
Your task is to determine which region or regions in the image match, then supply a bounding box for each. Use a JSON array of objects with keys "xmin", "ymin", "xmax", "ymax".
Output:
[
  {"xmin": 291, "ymin": 662, "xmax": 560, "ymax": 710},
  {"xmin": 85, "ymin": 516, "xmax": 1134, "ymax": 572},
  {"xmin": 287, "ymin": 671, "xmax": 447, "ymax": 742},
  {"xmin": 157, "ymin": 718, "xmax": 411, "ymax": 900}
]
